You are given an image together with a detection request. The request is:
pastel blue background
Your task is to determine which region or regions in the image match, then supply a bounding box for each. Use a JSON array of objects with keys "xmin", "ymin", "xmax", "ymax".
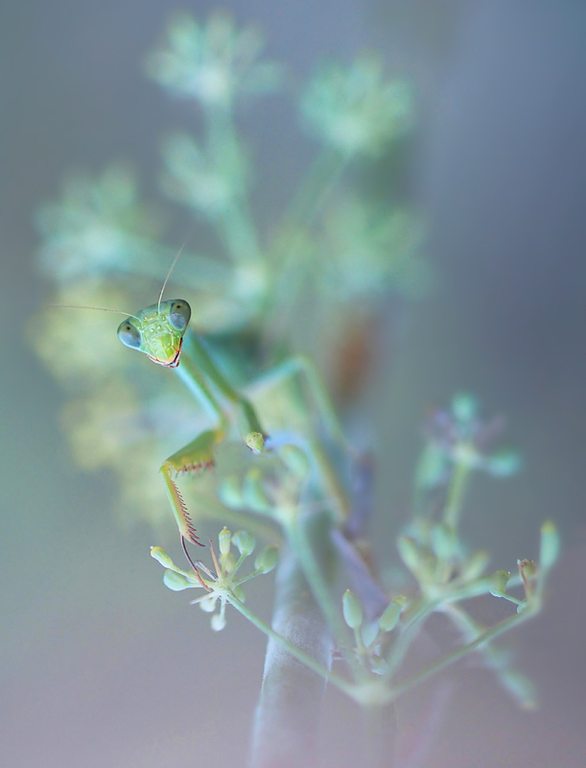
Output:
[{"xmin": 2, "ymin": 2, "xmax": 585, "ymax": 766}]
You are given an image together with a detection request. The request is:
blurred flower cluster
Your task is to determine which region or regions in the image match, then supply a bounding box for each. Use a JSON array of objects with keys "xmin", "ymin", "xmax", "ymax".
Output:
[
  {"xmin": 301, "ymin": 57, "xmax": 412, "ymax": 157},
  {"xmin": 415, "ymin": 393, "xmax": 521, "ymax": 493},
  {"xmin": 145, "ymin": 12, "xmax": 282, "ymax": 109},
  {"xmin": 33, "ymin": 11, "xmax": 426, "ymax": 532}
]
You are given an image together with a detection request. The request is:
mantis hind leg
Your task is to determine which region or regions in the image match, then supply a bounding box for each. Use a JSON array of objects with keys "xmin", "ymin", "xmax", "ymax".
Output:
[
  {"xmin": 251, "ymin": 355, "xmax": 348, "ymax": 451},
  {"xmin": 248, "ymin": 355, "xmax": 351, "ymax": 521}
]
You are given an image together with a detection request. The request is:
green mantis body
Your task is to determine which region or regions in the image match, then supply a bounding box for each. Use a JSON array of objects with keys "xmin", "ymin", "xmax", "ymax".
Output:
[{"xmin": 117, "ymin": 296, "xmax": 349, "ymax": 574}]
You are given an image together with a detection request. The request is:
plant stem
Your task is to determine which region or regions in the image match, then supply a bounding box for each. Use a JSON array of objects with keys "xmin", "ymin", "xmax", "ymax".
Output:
[
  {"xmin": 443, "ymin": 460, "xmax": 470, "ymax": 530},
  {"xmin": 389, "ymin": 605, "xmax": 537, "ymax": 700},
  {"xmin": 247, "ymin": 545, "xmax": 341, "ymax": 768},
  {"xmin": 281, "ymin": 147, "xmax": 348, "ymax": 232},
  {"xmin": 384, "ymin": 598, "xmax": 437, "ymax": 683},
  {"xmin": 362, "ymin": 702, "xmax": 397, "ymax": 768},
  {"xmin": 284, "ymin": 510, "xmax": 363, "ymax": 679},
  {"xmin": 206, "ymin": 105, "xmax": 263, "ymax": 265},
  {"xmin": 229, "ymin": 589, "xmax": 351, "ymax": 693}
]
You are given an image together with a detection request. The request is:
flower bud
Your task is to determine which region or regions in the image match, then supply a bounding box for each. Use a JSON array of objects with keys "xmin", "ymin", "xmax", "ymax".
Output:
[
  {"xmin": 219, "ymin": 527, "xmax": 232, "ymax": 556},
  {"xmin": 431, "ymin": 523, "xmax": 457, "ymax": 560},
  {"xmin": 163, "ymin": 569, "xmax": 194, "ymax": 591},
  {"xmin": 398, "ymin": 537, "xmax": 436, "ymax": 580},
  {"xmin": 489, "ymin": 569, "xmax": 511, "ymax": 597},
  {"xmin": 343, "ymin": 589, "xmax": 363, "ymax": 629},
  {"xmin": 254, "ymin": 545, "xmax": 279, "ymax": 574},
  {"xmin": 361, "ymin": 621, "xmax": 379, "ymax": 648},
  {"xmin": 397, "ymin": 536, "xmax": 421, "ymax": 574},
  {"xmin": 518, "ymin": 558, "xmax": 537, "ymax": 581},
  {"xmin": 245, "ymin": 431, "xmax": 265, "ymax": 454},
  {"xmin": 517, "ymin": 559, "xmax": 537, "ymax": 599},
  {"xmin": 378, "ymin": 596, "xmax": 407, "ymax": 633},
  {"xmin": 150, "ymin": 545, "xmax": 179, "ymax": 571},
  {"xmin": 539, "ymin": 520, "xmax": 560, "ymax": 573},
  {"xmin": 232, "ymin": 530, "xmax": 256, "ymax": 557}
]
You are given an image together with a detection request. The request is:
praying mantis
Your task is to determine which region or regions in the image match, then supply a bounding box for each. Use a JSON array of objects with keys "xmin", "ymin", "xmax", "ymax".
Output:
[{"xmin": 114, "ymin": 269, "xmax": 352, "ymax": 583}]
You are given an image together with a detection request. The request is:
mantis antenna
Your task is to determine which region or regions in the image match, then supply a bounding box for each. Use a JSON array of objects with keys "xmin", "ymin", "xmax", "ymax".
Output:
[
  {"xmin": 50, "ymin": 304, "xmax": 142, "ymax": 322},
  {"xmin": 157, "ymin": 239, "xmax": 190, "ymax": 314}
]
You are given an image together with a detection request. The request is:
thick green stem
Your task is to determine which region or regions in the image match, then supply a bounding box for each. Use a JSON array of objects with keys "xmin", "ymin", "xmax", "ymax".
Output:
[
  {"xmin": 284, "ymin": 510, "xmax": 363, "ymax": 679},
  {"xmin": 362, "ymin": 702, "xmax": 397, "ymax": 768},
  {"xmin": 248, "ymin": 545, "xmax": 335, "ymax": 768},
  {"xmin": 229, "ymin": 589, "xmax": 351, "ymax": 693}
]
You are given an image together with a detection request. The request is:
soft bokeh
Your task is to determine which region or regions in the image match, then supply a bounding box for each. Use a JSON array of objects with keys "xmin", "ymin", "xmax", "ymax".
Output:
[{"xmin": 2, "ymin": 2, "xmax": 586, "ymax": 767}]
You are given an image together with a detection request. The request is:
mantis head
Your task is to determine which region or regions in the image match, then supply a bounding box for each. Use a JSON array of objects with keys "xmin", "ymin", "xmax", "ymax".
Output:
[{"xmin": 117, "ymin": 299, "xmax": 191, "ymax": 368}]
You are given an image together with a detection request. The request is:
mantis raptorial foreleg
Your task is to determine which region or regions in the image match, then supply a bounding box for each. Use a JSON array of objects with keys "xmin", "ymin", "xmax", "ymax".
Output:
[{"xmin": 160, "ymin": 429, "xmax": 220, "ymax": 547}]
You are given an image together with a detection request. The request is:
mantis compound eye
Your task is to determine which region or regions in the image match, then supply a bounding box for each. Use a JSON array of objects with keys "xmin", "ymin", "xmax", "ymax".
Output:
[
  {"xmin": 168, "ymin": 299, "xmax": 191, "ymax": 331},
  {"xmin": 117, "ymin": 320, "xmax": 142, "ymax": 349}
]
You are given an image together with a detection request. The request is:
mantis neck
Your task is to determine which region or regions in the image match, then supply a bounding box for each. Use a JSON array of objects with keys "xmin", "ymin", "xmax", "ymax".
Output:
[{"xmin": 176, "ymin": 331, "xmax": 264, "ymax": 436}]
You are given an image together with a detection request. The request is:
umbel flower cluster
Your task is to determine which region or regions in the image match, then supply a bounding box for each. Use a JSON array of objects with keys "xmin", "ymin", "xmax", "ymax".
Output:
[{"xmin": 151, "ymin": 528, "xmax": 278, "ymax": 632}]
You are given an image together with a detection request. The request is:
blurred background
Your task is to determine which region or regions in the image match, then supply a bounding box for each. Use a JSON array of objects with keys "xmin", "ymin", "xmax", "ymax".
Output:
[{"xmin": 2, "ymin": 1, "xmax": 585, "ymax": 766}]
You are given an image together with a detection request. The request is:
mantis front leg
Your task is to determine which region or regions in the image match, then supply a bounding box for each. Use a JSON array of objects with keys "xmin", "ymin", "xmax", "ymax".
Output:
[
  {"xmin": 162, "ymin": 335, "xmax": 268, "ymax": 571},
  {"xmin": 161, "ymin": 429, "xmax": 220, "ymax": 546}
]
